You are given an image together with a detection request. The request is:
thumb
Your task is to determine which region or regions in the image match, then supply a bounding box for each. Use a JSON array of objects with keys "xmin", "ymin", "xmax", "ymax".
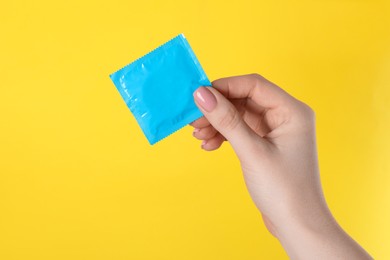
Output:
[{"xmin": 193, "ymin": 86, "xmax": 265, "ymax": 156}]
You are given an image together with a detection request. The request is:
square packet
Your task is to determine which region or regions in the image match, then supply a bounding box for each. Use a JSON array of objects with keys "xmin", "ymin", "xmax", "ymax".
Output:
[{"xmin": 110, "ymin": 34, "xmax": 210, "ymax": 145}]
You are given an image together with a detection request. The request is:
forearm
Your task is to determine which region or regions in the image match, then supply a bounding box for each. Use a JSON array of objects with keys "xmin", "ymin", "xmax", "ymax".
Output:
[{"xmin": 276, "ymin": 211, "xmax": 372, "ymax": 260}]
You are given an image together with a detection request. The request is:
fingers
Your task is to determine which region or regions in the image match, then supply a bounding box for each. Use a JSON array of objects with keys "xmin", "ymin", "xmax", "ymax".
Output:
[
  {"xmin": 212, "ymin": 74, "xmax": 292, "ymax": 109},
  {"xmin": 201, "ymin": 133, "xmax": 225, "ymax": 151},
  {"xmin": 189, "ymin": 74, "xmax": 291, "ymax": 152},
  {"xmin": 193, "ymin": 125, "xmax": 218, "ymax": 140},
  {"xmin": 193, "ymin": 86, "xmax": 266, "ymax": 158},
  {"xmin": 190, "ymin": 116, "xmax": 210, "ymax": 128},
  {"xmin": 192, "ymin": 123, "xmax": 225, "ymax": 151},
  {"xmin": 190, "ymin": 117, "xmax": 222, "ymax": 151}
]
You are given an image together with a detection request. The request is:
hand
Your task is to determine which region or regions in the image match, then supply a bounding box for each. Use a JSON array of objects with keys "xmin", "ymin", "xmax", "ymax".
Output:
[{"xmin": 191, "ymin": 74, "xmax": 372, "ymax": 259}]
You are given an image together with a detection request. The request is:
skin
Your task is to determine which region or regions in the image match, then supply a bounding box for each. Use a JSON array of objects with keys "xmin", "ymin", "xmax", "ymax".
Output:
[{"xmin": 191, "ymin": 74, "xmax": 372, "ymax": 260}]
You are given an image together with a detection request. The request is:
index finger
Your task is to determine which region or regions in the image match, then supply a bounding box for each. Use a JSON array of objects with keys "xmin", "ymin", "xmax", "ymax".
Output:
[
  {"xmin": 190, "ymin": 116, "xmax": 211, "ymax": 128},
  {"xmin": 212, "ymin": 74, "xmax": 292, "ymax": 109}
]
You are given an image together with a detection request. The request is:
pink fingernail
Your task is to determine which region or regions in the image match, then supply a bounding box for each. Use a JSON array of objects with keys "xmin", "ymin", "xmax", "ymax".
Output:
[
  {"xmin": 193, "ymin": 87, "xmax": 217, "ymax": 112},
  {"xmin": 193, "ymin": 128, "xmax": 200, "ymax": 136},
  {"xmin": 201, "ymin": 140, "xmax": 207, "ymax": 149}
]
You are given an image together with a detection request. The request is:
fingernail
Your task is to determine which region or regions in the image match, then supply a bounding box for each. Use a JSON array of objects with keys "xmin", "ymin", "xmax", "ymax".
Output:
[
  {"xmin": 193, "ymin": 87, "xmax": 217, "ymax": 112},
  {"xmin": 201, "ymin": 140, "xmax": 207, "ymax": 149},
  {"xmin": 193, "ymin": 128, "xmax": 200, "ymax": 136}
]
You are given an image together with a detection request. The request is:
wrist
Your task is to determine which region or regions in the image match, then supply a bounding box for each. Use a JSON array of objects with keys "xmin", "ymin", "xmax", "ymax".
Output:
[
  {"xmin": 276, "ymin": 210, "xmax": 338, "ymax": 259},
  {"xmin": 273, "ymin": 203, "xmax": 372, "ymax": 260}
]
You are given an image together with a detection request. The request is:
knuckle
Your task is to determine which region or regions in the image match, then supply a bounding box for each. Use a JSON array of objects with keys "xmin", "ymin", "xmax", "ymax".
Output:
[
  {"xmin": 248, "ymin": 73, "xmax": 263, "ymax": 82},
  {"xmin": 248, "ymin": 73, "xmax": 261, "ymax": 78},
  {"xmin": 294, "ymin": 101, "xmax": 316, "ymax": 126},
  {"xmin": 302, "ymin": 103, "xmax": 315, "ymax": 119}
]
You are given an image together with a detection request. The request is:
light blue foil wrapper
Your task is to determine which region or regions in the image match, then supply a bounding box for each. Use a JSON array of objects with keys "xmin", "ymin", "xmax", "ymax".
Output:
[{"xmin": 110, "ymin": 34, "xmax": 210, "ymax": 145}]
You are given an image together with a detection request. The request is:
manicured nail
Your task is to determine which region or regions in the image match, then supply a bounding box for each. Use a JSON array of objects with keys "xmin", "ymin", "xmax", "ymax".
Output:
[
  {"xmin": 201, "ymin": 140, "xmax": 207, "ymax": 149},
  {"xmin": 193, "ymin": 128, "xmax": 200, "ymax": 136},
  {"xmin": 193, "ymin": 87, "xmax": 217, "ymax": 112}
]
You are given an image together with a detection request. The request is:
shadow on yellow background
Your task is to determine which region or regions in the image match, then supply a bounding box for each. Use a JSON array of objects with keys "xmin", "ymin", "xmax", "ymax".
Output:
[{"xmin": 1, "ymin": 0, "xmax": 389, "ymax": 259}]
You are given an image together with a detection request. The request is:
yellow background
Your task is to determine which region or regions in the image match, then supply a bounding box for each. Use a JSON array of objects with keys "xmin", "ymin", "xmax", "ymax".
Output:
[{"xmin": 1, "ymin": 0, "xmax": 389, "ymax": 259}]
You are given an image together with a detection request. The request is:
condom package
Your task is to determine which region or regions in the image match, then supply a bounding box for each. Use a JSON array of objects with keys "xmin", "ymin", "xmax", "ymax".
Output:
[{"xmin": 110, "ymin": 34, "xmax": 210, "ymax": 145}]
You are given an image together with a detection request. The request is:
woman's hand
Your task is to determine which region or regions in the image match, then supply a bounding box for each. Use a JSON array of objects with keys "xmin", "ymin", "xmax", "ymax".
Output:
[{"xmin": 191, "ymin": 74, "xmax": 372, "ymax": 260}]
